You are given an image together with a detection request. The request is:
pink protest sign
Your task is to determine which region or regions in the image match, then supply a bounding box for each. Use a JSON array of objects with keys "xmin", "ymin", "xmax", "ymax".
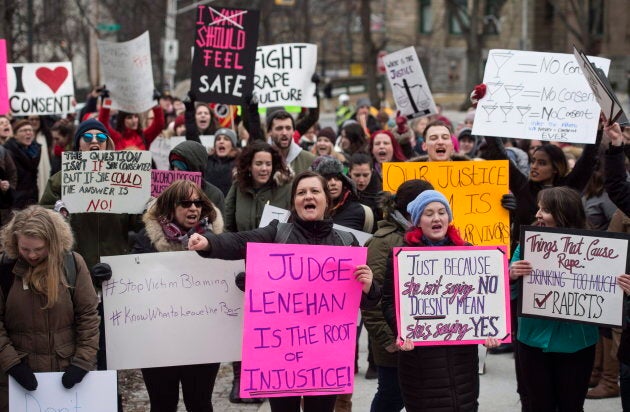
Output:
[
  {"xmin": 241, "ymin": 242, "xmax": 367, "ymax": 398},
  {"xmin": 393, "ymin": 246, "xmax": 511, "ymax": 346},
  {"xmin": 0, "ymin": 40, "xmax": 7, "ymax": 115},
  {"xmin": 150, "ymin": 170, "xmax": 202, "ymax": 197}
]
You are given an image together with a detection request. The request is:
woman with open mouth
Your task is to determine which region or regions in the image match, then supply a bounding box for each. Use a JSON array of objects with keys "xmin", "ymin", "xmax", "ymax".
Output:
[
  {"xmin": 311, "ymin": 127, "xmax": 346, "ymax": 165},
  {"xmin": 183, "ymin": 91, "xmax": 220, "ymax": 143},
  {"xmin": 205, "ymin": 128, "xmax": 241, "ymax": 197},
  {"xmin": 369, "ymin": 130, "xmax": 407, "ymax": 178}
]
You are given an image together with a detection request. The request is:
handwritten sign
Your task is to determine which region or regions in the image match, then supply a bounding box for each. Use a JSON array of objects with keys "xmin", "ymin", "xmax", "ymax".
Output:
[
  {"xmin": 254, "ymin": 43, "xmax": 318, "ymax": 108},
  {"xmin": 6, "ymin": 62, "xmax": 74, "ymax": 115},
  {"xmin": 382, "ymin": 47, "xmax": 437, "ymax": 119},
  {"xmin": 61, "ymin": 150, "xmax": 151, "ymax": 213},
  {"xmin": 519, "ymin": 226, "xmax": 629, "ymax": 327},
  {"xmin": 382, "ymin": 160, "xmax": 510, "ymax": 248},
  {"xmin": 9, "ymin": 370, "xmax": 117, "ymax": 412},
  {"xmin": 472, "ymin": 49, "xmax": 609, "ymax": 144},
  {"xmin": 101, "ymin": 252, "xmax": 245, "ymax": 370},
  {"xmin": 98, "ymin": 31, "xmax": 155, "ymax": 113},
  {"xmin": 151, "ymin": 170, "xmax": 202, "ymax": 197},
  {"xmin": 241, "ymin": 243, "xmax": 366, "ymax": 398},
  {"xmin": 0, "ymin": 39, "xmax": 7, "ymax": 115},
  {"xmin": 192, "ymin": 6, "xmax": 260, "ymax": 105},
  {"xmin": 394, "ymin": 246, "xmax": 510, "ymax": 345}
]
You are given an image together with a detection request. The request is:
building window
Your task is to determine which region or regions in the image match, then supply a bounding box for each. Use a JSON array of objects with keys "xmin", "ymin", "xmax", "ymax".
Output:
[
  {"xmin": 418, "ymin": 0, "xmax": 432, "ymax": 34},
  {"xmin": 449, "ymin": 0, "xmax": 468, "ymax": 35}
]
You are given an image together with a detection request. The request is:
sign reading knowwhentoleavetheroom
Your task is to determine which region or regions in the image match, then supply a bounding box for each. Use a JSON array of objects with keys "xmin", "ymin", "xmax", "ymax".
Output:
[
  {"xmin": 519, "ymin": 226, "xmax": 629, "ymax": 327},
  {"xmin": 7, "ymin": 62, "xmax": 74, "ymax": 115},
  {"xmin": 191, "ymin": 6, "xmax": 260, "ymax": 105},
  {"xmin": 394, "ymin": 246, "xmax": 511, "ymax": 345},
  {"xmin": 151, "ymin": 170, "xmax": 202, "ymax": 197}
]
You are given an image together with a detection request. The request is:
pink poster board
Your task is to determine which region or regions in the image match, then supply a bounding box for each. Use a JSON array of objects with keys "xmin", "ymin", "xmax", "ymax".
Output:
[
  {"xmin": 0, "ymin": 40, "xmax": 7, "ymax": 115},
  {"xmin": 393, "ymin": 245, "xmax": 511, "ymax": 346},
  {"xmin": 241, "ymin": 242, "xmax": 367, "ymax": 398},
  {"xmin": 150, "ymin": 170, "xmax": 202, "ymax": 197}
]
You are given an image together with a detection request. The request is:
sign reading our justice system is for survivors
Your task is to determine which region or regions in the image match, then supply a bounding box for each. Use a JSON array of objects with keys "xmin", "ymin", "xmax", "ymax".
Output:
[
  {"xmin": 394, "ymin": 246, "xmax": 511, "ymax": 345},
  {"xmin": 519, "ymin": 226, "xmax": 629, "ymax": 327}
]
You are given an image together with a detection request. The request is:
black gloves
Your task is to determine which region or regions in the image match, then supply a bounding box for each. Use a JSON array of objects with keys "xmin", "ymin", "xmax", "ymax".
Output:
[
  {"xmin": 99, "ymin": 86, "xmax": 110, "ymax": 99},
  {"xmin": 501, "ymin": 193, "xmax": 517, "ymax": 211},
  {"xmin": 311, "ymin": 73, "xmax": 320, "ymax": 97},
  {"xmin": 235, "ymin": 272, "xmax": 246, "ymax": 292},
  {"xmin": 62, "ymin": 365, "xmax": 88, "ymax": 389},
  {"xmin": 153, "ymin": 89, "xmax": 162, "ymax": 102},
  {"xmin": 184, "ymin": 90, "xmax": 196, "ymax": 112},
  {"xmin": 7, "ymin": 361, "xmax": 38, "ymax": 391},
  {"xmin": 91, "ymin": 263, "xmax": 112, "ymax": 285}
]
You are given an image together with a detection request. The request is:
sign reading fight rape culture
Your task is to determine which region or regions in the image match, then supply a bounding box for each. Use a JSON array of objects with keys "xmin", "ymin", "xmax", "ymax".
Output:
[
  {"xmin": 394, "ymin": 246, "xmax": 511, "ymax": 345},
  {"xmin": 6, "ymin": 61, "xmax": 74, "ymax": 115},
  {"xmin": 240, "ymin": 243, "xmax": 367, "ymax": 398},
  {"xmin": 151, "ymin": 170, "xmax": 202, "ymax": 197},
  {"xmin": 472, "ymin": 49, "xmax": 610, "ymax": 144},
  {"xmin": 519, "ymin": 226, "xmax": 629, "ymax": 327},
  {"xmin": 98, "ymin": 31, "xmax": 155, "ymax": 113},
  {"xmin": 382, "ymin": 160, "xmax": 510, "ymax": 248},
  {"xmin": 101, "ymin": 252, "xmax": 245, "ymax": 370},
  {"xmin": 191, "ymin": 6, "xmax": 260, "ymax": 105},
  {"xmin": 254, "ymin": 43, "xmax": 318, "ymax": 108},
  {"xmin": 61, "ymin": 150, "xmax": 151, "ymax": 214}
]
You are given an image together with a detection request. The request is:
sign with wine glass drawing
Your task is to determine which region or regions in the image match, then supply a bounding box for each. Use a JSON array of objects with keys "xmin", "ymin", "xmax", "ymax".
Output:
[{"xmin": 472, "ymin": 50, "xmax": 610, "ymax": 144}]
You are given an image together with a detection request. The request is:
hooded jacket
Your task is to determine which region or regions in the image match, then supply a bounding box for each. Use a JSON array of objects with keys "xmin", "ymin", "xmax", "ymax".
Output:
[{"xmin": 98, "ymin": 106, "xmax": 165, "ymax": 151}]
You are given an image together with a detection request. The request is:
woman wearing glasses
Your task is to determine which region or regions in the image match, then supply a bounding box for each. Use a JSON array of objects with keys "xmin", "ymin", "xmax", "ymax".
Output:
[{"xmin": 132, "ymin": 180, "xmax": 224, "ymax": 412}]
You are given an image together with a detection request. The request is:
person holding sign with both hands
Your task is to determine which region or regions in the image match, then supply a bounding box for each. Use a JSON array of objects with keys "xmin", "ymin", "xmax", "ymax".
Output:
[{"xmin": 189, "ymin": 170, "xmax": 379, "ymax": 412}]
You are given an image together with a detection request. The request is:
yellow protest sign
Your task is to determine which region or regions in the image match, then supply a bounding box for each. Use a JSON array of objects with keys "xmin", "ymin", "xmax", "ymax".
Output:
[{"xmin": 382, "ymin": 160, "xmax": 510, "ymax": 247}]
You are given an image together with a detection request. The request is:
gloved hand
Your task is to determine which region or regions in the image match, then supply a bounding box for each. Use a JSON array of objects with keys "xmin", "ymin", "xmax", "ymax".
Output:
[
  {"xmin": 244, "ymin": 92, "xmax": 258, "ymax": 107},
  {"xmin": 7, "ymin": 361, "xmax": 38, "ymax": 391},
  {"xmin": 235, "ymin": 272, "xmax": 246, "ymax": 292},
  {"xmin": 99, "ymin": 87, "xmax": 110, "ymax": 99},
  {"xmin": 61, "ymin": 365, "xmax": 88, "ymax": 389},
  {"xmin": 311, "ymin": 73, "xmax": 320, "ymax": 97},
  {"xmin": 153, "ymin": 89, "xmax": 162, "ymax": 102},
  {"xmin": 501, "ymin": 193, "xmax": 517, "ymax": 211},
  {"xmin": 395, "ymin": 111, "xmax": 408, "ymax": 134},
  {"xmin": 91, "ymin": 263, "xmax": 113, "ymax": 284},
  {"xmin": 184, "ymin": 90, "xmax": 196, "ymax": 112}
]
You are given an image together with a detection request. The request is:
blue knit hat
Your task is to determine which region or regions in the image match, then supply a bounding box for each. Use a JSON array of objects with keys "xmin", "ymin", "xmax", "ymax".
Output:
[
  {"xmin": 407, "ymin": 190, "xmax": 453, "ymax": 225},
  {"xmin": 73, "ymin": 118, "xmax": 109, "ymax": 150}
]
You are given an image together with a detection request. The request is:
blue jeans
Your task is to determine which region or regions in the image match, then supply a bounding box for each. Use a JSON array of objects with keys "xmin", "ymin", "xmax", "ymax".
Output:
[
  {"xmin": 621, "ymin": 362, "xmax": 630, "ymax": 411},
  {"xmin": 370, "ymin": 366, "xmax": 404, "ymax": 412}
]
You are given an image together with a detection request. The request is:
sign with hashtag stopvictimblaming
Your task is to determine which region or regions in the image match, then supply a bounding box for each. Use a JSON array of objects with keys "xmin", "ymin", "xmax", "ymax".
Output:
[{"xmin": 101, "ymin": 251, "xmax": 244, "ymax": 370}]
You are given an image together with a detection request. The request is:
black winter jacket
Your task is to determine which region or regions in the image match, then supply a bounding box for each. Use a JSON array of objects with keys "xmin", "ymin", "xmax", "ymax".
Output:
[
  {"xmin": 604, "ymin": 144, "xmax": 630, "ymax": 216},
  {"xmin": 4, "ymin": 138, "xmax": 41, "ymax": 209}
]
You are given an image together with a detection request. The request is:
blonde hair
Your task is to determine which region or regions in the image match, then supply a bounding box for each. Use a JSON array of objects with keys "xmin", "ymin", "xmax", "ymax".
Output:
[{"xmin": 1, "ymin": 206, "xmax": 74, "ymax": 308}]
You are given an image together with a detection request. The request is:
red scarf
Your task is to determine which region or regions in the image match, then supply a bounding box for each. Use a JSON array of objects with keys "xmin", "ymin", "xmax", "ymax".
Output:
[{"xmin": 404, "ymin": 225, "xmax": 467, "ymax": 246}]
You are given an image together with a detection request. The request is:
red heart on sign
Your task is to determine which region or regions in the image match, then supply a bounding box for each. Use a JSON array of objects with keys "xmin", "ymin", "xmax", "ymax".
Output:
[{"xmin": 35, "ymin": 66, "xmax": 68, "ymax": 93}]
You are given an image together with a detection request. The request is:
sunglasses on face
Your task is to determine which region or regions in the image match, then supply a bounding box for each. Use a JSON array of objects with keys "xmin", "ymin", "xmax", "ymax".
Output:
[
  {"xmin": 81, "ymin": 132, "xmax": 108, "ymax": 143},
  {"xmin": 178, "ymin": 200, "xmax": 203, "ymax": 208}
]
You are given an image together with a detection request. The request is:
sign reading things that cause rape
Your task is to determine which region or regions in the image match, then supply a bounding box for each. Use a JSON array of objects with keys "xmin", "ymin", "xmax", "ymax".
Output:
[
  {"xmin": 520, "ymin": 226, "xmax": 629, "ymax": 327},
  {"xmin": 192, "ymin": 6, "xmax": 260, "ymax": 105},
  {"xmin": 383, "ymin": 160, "xmax": 510, "ymax": 248},
  {"xmin": 394, "ymin": 246, "xmax": 511, "ymax": 345},
  {"xmin": 472, "ymin": 49, "xmax": 609, "ymax": 144},
  {"xmin": 241, "ymin": 243, "xmax": 367, "ymax": 398},
  {"xmin": 61, "ymin": 150, "xmax": 151, "ymax": 214},
  {"xmin": 7, "ymin": 62, "xmax": 74, "ymax": 115},
  {"xmin": 151, "ymin": 170, "xmax": 202, "ymax": 197},
  {"xmin": 255, "ymin": 43, "xmax": 318, "ymax": 108},
  {"xmin": 101, "ymin": 252, "xmax": 245, "ymax": 370}
]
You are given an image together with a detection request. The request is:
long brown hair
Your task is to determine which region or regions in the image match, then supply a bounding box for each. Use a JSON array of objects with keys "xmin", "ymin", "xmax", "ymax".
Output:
[
  {"xmin": 149, "ymin": 180, "xmax": 217, "ymax": 224},
  {"xmin": 1, "ymin": 206, "xmax": 74, "ymax": 308},
  {"xmin": 537, "ymin": 186, "xmax": 586, "ymax": 229}
]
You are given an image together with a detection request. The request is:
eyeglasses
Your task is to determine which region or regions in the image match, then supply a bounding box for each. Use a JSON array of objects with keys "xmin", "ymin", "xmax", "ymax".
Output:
[
  {"xmin": 178, "ymin": 200, "xmax": 204, "ymax": 208},
  {"xmin": 81, "ymin": 132, "xmax": 108, "ymax": 143}
]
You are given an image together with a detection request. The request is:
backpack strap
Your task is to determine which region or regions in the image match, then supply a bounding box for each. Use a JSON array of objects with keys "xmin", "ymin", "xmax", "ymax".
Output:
[
  {"xmin": 275, "ymin": 222, "xmax": 293, "ymax": 244},
  {"xmin": 334, "ymin": 229, "xmax": 355, "ymax": 246},
  {"xmin": 63, "ymin": 251, "xmax": 77, "ymax": 298}
]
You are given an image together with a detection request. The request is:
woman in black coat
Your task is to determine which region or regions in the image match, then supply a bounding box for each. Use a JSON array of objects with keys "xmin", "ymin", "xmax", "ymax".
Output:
[{"xmin": 5, "ymin": 120, "xmax": 40, "ymax": 209}]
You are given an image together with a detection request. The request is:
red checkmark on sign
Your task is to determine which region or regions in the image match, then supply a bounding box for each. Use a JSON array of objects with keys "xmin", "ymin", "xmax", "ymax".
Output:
[
  {"xmin": 534, "ymin": 291, "xmax": 553, "ymax": 308},
  {"xmin": 35, "ymin": 66, "xmax": 68, "ymax": 93}
]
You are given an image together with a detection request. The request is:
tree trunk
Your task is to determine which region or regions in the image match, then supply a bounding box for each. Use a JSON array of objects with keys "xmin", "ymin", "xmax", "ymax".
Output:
[{"xmin": 360, "ymin": 0, "xmax": 379, "ymax": 108}]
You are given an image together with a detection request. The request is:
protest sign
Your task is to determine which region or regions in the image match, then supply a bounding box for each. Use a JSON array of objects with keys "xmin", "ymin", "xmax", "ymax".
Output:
[
  {"xmin": 519, "ymin": 226, "xmax": 629, "ymax": 327},
  {"xmin": 192, "ymin": 6, "xmax": 260, "ymax": 105},
  {"xmin": 151, "ymin": 170, "xmax": 202, "ymax": 197},
  {"xmin": 472, "ymin": 49, "xmax": 610, "ymax": 144},
  {"xmin": 241, "ymin": 243, "xmax": 367, "ymax": 398},
  {"xmin": 394, "ymin": 246, "xmax": 510, "ymax": 345},
  {"xmin": 6, "ymin": 62, "xmax": 74, "ymax": 115},
  {"xmin": 101, "ymin": 252, "xmax": 245, "ymax": 370},
  {"xmin": 382, "ymin": 160, "xmax": 510, "ymax": 248},
  {"xmin": 98, "ymin": 31, "xmax": 155, "ymax": 113},
  {"xmin": 61, "ymin": 150, "xmax": 151, "ymax": 214},
  {"xmin": 0, "ymin": 39, "xmax": 7, "ymax": 115},
  {"xmin": 254, "ymin": 43, "xmax": 318, "ymax": 108},
  {"xmin": 9, "ymin": 370, "xmax": 117, "ymax": 412},
  {"xmin": 382, "ymin": 47, "xmax": 437, "ymax": 119}
]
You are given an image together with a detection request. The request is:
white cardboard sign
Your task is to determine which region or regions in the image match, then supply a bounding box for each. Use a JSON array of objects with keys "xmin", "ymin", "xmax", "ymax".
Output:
[
  {"xmin": 382, "ymin": 47, "xmax": 437, "ymax": 119},
  {"xmin": 7, "ymin": 62, "xmax": 74, "ymax": 115},
  {"xmin": 98, "ymin": 31, "xmax": 155, "ymax": 113},
  {"xmin": 9, "ymin": 371, "xmax": 117, "ymax": 412},
  {"xmin": 472, "ymin": 49, "xmax": 610, "ymax": 144},
  {"xmin": 101, "ymin": 251, "xmax": 245, "ymax": 370},
  {"xmin": 61, "ymin": 150, "xmax": 152, "ymax": 214}
]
